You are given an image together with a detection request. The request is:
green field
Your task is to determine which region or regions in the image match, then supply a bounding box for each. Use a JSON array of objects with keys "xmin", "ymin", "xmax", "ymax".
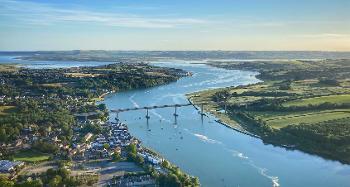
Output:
[
  {"xmin": 260, "ymin": 109, "xmax": 350, "ymax": 129},
  {"xmin": 13, "ymin": 150, "xmax": 50, "ymax": 162},
  {"xmin": 283, "ymin": 94, "xmax": 350, "ymax": 107},
  {"xmin": 0, "ymin": 106, "xmax": 16, "ymax": 115},
  {"xmin": 191, "ymin": 59, "xmax": 350, "ymax": 164}
]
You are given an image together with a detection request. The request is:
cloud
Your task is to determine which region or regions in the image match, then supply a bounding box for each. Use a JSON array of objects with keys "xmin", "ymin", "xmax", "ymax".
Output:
[
  {"xmin": 0, "ymin": 0, "xmax": 206, "ymax": 28},
  {"xmin": 296, "ymin": 33, "xmax": 350, "ymax": 39},
  {"xmin": 239, "ymin": 21, "xmax": 286, "ymax": 28}
]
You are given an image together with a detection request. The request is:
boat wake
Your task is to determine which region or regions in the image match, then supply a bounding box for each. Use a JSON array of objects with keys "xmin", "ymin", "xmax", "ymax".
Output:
[
  {"xmin": 129, "ymin": 94, "xmax": 140, "ymax": 108},
  {"xmin": 150, "ymin": 110, "xmax": 172, "ymax": 123},
  {"xmin": 225, "ymin": 147, "xmax": 280, "ymax": 187},
  {"xmin": 250, "ymin": 162, "xmax": 280, "ymax": 187},
  {"xmin": 229, "ymin": 149, "xmax": 249, "ymax": 159},
  {"xmin": 191, "ymin": 132, "xmax": 280, "ymax": 187},
  {"xmin": 193, "ymin": 133, "xmax": 222, "ymax": 144}
]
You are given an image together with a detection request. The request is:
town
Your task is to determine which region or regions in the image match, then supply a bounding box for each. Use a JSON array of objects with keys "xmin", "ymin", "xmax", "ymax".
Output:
[{"xmin": 0, "ymin": 63, "xmax": 199, "ymax": 186}]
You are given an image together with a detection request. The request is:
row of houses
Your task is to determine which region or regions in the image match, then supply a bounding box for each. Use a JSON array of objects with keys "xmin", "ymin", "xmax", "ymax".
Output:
[
  {"xmin": 110, "ymin": 174, "xmax": 156, "ymax": 187},
  {"xmin": 0, "ymin": 160, "xmax": 24, "ymax": 173},
  {"xmin": 71, "ymin": 122, "xmax": 138, "ymax": 160},
  {"xmin": 137, "ymin": 151, "xmax": 162, "ymax": 165}
]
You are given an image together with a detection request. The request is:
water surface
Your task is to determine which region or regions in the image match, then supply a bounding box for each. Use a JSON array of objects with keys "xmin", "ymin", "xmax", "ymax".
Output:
[
  {"xmin": 103, "ymin": 61, "xmax": 350, "ymax": 187},
  {"xmin": 2, "ymin": 56, "xmax": 349, "ymax": 187},
  {"xmin": 0, "ymin": 55, "xmax": 113, "ymax": 69}
]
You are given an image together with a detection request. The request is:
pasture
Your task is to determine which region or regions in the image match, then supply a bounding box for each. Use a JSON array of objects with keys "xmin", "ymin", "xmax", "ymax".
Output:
[
  {"xmin": 283, "ymin": 94, "xmax": 350, "ymax": 107},
  {"xmin": 258, "ymin": 109, "xmax": 350, "ymax": 129}
]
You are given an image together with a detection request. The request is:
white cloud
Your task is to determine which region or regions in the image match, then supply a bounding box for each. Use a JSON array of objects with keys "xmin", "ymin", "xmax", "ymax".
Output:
[
  {"xmin": 0, "ymin": 0, "xmax": 206, "ymax": 28},
  {"xmin": 296, "ymin": 33, "xmax": 350, "ymax": 39}
]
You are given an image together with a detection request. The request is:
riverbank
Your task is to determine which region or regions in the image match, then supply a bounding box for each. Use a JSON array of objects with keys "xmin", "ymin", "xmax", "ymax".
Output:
[
  {"xmin": 187, "ymin": 95, "xmax": 260, "ymax": 138},
  {"xmin": 188, "ymin": 59, "xmax": 350, "ymax": 164}
]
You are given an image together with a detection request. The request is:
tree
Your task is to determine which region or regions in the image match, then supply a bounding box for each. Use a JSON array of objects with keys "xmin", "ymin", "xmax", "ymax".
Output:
[
  {"xmin": 127, "ymin": 152, "xmax": 136, "ymax": 162},
  {"xmin": 126, "ymin": 143, "xmax": 137, "ymax": 154},
  {"xmin": 0, "ymin": 176, "xmax": 14, "ymax": 187},
  {"xmin": 97, "ymin": 104, "xmax": 107, "ymax": 111},
  {"xmin": 318, "ymin": 78, "xmax": 339, "ymax": 86},
  {"xmin": 48, "ymin": 175, "xmax": 62, "ymax": 187},
  {"xmin": 103, "ymin": 143, "xmax": 110, "ymax": 150},
  {"xmin": 135, "ymin": 155, "xmax": 144, "ymax": 165},
  {"xmin": 0, "ymin": 128, "xmax": 7, "ymax": 142},
  {"xmin": 112, "ymin": 151, "xmax": 121, "ymax": 162},
  {"xmin": 161, "ymin": 160, "xmax": 170, "ymax": 168},
  {"xmin": 157, "ymin": 173, "xmax": 181, "ymax": 187},
  {"xmin": 126, "ymin": 143, "xmax": 138, "ymax": 162},
  {"xmin": 16, "ymin": 179, "xmax": 43, "ymax": 187}
]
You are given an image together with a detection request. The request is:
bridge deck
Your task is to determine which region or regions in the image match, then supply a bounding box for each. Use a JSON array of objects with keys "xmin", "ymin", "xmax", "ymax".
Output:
[{"xmin": 110, "ymin": 103, "xmax": 194, "ymax": 113}]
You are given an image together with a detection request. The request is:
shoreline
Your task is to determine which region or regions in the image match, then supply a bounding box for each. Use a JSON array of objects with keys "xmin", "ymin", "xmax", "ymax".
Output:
[
  {"xmin": 186, "ymin": 60, "xmax": 350, "ymax": 165},
  {"xmin": 95, "ymin": 87, "xmax": 199, "ymax": 185},
  {"xmin": 187, "ymin": 97, "xmax": 260, "ymax": 139}
]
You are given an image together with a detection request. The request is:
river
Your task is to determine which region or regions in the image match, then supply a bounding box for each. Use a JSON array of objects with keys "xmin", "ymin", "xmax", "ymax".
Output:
[
  {"xmin": 102, "ymin": 61, "xmax": 350, "ymax": 187},
  {"xmin": 1, "ymin": 56, "xmax": 350, "ymax": 187}
]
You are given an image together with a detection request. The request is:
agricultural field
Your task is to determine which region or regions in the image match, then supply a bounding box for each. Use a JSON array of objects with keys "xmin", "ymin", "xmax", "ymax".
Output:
[
  {"xmin": 253, "ymin": 109, "xmax": 350, "ymax": 129},
  {"xmin": 282, "ymin": 94, "xmax": 350, "ymax": 107}
]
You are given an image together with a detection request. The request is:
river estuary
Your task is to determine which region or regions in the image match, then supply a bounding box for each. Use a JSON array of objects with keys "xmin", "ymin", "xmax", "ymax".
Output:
[
  {"xmin": 1, "ymin": 56, "xmax": 350, "ymax": 187},
  {"xmin": 102, "ymin": 61, "xmax": 350, "ymax": 187}
]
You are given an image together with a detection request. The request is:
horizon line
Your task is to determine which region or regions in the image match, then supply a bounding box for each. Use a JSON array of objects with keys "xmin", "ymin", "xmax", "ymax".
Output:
[{"xmin": 1, "ymin": 50, "xmax": 350, "ymax": 53}]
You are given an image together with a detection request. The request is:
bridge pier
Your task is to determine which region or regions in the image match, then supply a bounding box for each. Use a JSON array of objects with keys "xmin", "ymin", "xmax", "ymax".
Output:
[
  {"xmin": 115, "ymin": 112, "xmax": 119, "ymax": 122},
  {"xmin": 173, "ymin": 106, "xmax": 179, "ymax": 117},
  {"xmin": 224, "ymin": 103, "xmax": 227, "ymax": 114},
  {"xmin": 145, "ymin": 108, "xmax": 150, "ymax": 119},
  {"xmin": 200, "ymin": 103, "xmax": 205, "ymax": 115}
]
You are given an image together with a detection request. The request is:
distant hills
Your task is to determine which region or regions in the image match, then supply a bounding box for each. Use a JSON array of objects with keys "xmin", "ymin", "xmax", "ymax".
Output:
[{"xmin": 1, "ymin": 51, "xmax": 350, "ymax": 62}]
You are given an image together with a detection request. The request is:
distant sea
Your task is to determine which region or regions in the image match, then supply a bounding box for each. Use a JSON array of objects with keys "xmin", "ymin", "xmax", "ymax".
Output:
[{"xmin": 1, "ymin": 51, "xmax": 350, "ymax": 69}]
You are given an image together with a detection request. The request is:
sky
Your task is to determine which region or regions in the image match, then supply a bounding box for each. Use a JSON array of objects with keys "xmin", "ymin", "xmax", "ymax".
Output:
[{"xmin": 0, "ymin": 0, "xmax": 349, "ymax": 51}]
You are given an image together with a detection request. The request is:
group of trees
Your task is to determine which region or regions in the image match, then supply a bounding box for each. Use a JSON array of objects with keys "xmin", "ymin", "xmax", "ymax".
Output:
[
  {"xmin": 0, "ymin": 99, "xmax": 75, "ymax": 144},
  {"xmin": 254, "ymin": 117, "xmax": 350, "ymax": 164},
  {"xmin": 157, "ymin": 160, "xmax": 200, "ymax": 187},
  {"xmin": 0, "ymin": 176, "xmax": 42, "ymax": 187},
  {"xmin": 126, "ymin": 143, "xmax": 144, "ymax": 165},
  {"xmin": 123, "ymin": 143, "xmax": 200, "ymax": 186},
  {"xmin": 32, "ymin": 141, "xmax": 59, "ymax": 154},
  {"xmin": 0, "ymin": 166, "xmax": 98, "ymax": 187}
]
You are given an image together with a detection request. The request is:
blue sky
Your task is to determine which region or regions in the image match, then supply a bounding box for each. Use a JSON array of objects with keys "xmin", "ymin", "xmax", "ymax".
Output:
[{"xmin": 0, "ymin": 0, "xmax": 349, "ymax": 51}]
